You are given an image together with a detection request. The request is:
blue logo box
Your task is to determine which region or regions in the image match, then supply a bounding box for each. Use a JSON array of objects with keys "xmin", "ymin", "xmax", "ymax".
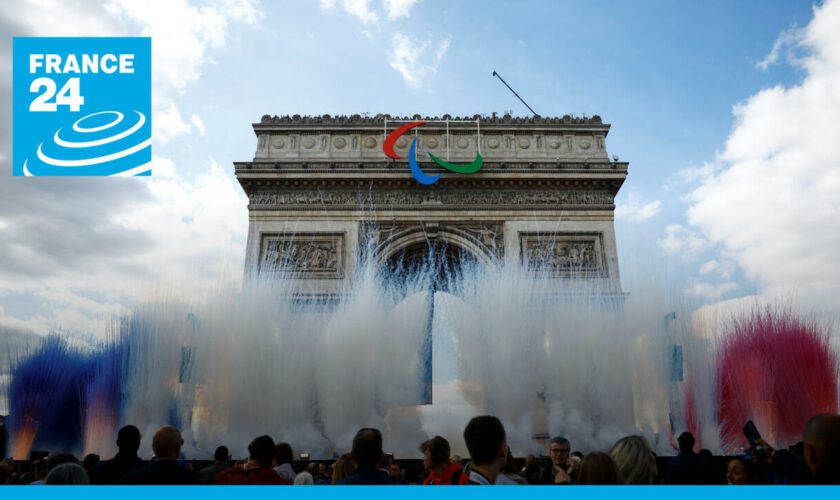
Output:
[{"xmin": 12, "ymin": 37, "xmax": 152, "ymax": 176}]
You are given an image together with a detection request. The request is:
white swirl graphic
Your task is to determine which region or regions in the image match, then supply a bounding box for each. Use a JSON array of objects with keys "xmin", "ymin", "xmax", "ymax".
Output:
[
  {"xmin": 23, "ymin": 109, "xmax": 151, "ymax": 176},
  {"xmin": 37, "ymin": 137, "xmax": 152, "ymax": 167},
  {"xmin": 73, "ymin": 111, "xmax": 124, "ymax": 132},
  {"xmin": 54, "ymin": 111, "xmax": 144, "ymax": 148}
]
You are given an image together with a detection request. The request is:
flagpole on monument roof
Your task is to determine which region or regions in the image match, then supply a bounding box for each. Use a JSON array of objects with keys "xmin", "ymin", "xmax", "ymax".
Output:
[{"xmin": 492, "ymin": 69, "xmax": 539, "ymax": 117}]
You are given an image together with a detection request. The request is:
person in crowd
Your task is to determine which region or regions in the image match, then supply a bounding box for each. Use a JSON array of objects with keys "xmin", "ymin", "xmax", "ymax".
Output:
[
  {"xmin": 0, "ymin": 460, "xmax": 14, "ymax": 485},
  {"xmin": 81, "ymin": 454, "xmax": 100, "ymax": 474},
  {"xmin": 576, "ymin": 452, "xmax": 624, "ymax": 485},
  {"xmin": 726, "ymin": 457, "xmax": 763, "ymax": 485},
  {"xmin": 120, "ymin": 426, "xmax": 201, "ymax": 484},
  {"xmin": 45, "ymin": 463, "xmax": 89, "ymax": 485},
  {"xmin": 521, "ymin": 453, "xmax": 538, "ymax": 481},
  {"xmin": 215, "ymin": 435, "xmax": 290, "ymax": 485},
  {"xmin": 387, "ymin": 462, "xmax": 404, "ymax": 483},
  {"xmin": 609, "ymin": 435, "xmax": 658, "ymax": 484},
  {"xmin": 497, "ymin": 449, "xmax": 527, "ymax": 485},
  {"xmin": 378, "ymin": 453, "xmax": 394, "ymax": 476},
  {"xmin": 274, "ymin": 442, "xmax": 296, "ymax": 482},
  {"xmin": 338, "ymin": 428, "xmax": 397, "ymax": 484},
  {"xmin": 89, "ymin": 425, "xmax": 147, "ymax": 485},
  {"xmin": 530, "ymin": 436, "xmax": 576, "ymax": 484},
  {"xmin": 315, "ymin": 462, "xmax": 330, "ymax": 484},
  {"xmin": 463, "ymin": 415, "xmax": 508, "ymax": 485},
  {"xmin": 46, "ymin": 453, "xmax": 80, "ymax": 471},
  {"xmin": 761, "ymin": 413, "xmax": 840, "ymax": 484},
  {"xmin": 420, "ymin": 436, "xmax": 465, "ymax": 485},
  {"xmin": 803, "ymin": 413, "xmax": 840, "ymax": 483},
  {"xmin": 450, "ymin": 454, "xmax": 463, "ymax": 466},
  {"xmin": 665, "ymin": 432, "xmax": 722, "ymax": 484},
  {"xmin": 294, "ymin": 462, "xmax": 318, "ymax": 485},
  {"xmin": 199, "ymin": 445, "xmax": 231, "ymax": 484},
  {"xmin": 332, "ymin": 453, "xmax": 356, "ymax": 484},
  {"xmin": 27, "ymin": 459, "xmax": 48, "ymax": 485}
]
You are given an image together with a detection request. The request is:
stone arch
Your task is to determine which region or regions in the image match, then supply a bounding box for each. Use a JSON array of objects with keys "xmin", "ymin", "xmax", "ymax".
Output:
[{"xmin": 373, "ymin": 226, "xmax": 497, "ymax": 270}]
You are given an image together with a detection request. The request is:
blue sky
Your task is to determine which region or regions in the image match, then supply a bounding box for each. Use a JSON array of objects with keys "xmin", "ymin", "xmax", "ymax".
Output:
[
  {"xmin": 1, "ymin": 0, "xmax": 838, "ymax": 336},
  {"xmin": 167, "ymin": 0, "xmax": 815, "ymax": 298}
]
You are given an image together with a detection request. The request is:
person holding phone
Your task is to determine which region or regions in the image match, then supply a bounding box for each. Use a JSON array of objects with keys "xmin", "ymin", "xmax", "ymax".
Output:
[{"xmin": 529, "ymin": 436, "xmax": 577, "ymax": 484}]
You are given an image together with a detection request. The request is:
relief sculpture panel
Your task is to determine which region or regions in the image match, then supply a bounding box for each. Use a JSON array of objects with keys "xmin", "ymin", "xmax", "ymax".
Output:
[
  {"xmin": 260, "ymin": 233, "xmax": 344, "ymax": 278},
  {"xmin": 519, "ymin": 232, "xmax": 606, "ymax": 278}
]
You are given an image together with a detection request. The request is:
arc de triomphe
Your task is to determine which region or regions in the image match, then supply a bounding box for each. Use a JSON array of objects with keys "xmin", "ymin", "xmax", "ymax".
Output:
[{"xmin": 235, "ymin": 114, "xmax": 627, "ymax": 301}]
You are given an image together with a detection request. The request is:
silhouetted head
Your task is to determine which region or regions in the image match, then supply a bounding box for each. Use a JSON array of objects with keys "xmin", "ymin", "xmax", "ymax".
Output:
[
  {"xmin": 151, "ymin": 426, "xmax": 183, "ymax": 460},
  {"xmin": 116, "ymin": 425, "xmax": 142, "ymax": 455},
  {"xmin": 677, "ymin": 432, "xmax": 695, "ymax": 454},
  {"xmin": 214, "ymin": 445, "xmax": 230, "ymax": 463},
  {"xmin": 463, "ymin": 416, "xmax": 507, "ymax": 467},
  {"xmin": 248, "ymin": 435, "xmax": 276, "ymax": 468},
  {"xmin": 804, "ymin": 414, "xmax": 840, "ymax": 476},
  {"xmin": 275, "ymin": 442, "xmax": 294, "ymax": 465},
  {"xmin": 351, "ymin": 428, "xmax": 384, "ymax": 468},
  {"xmin": 81, "ymin": 453, "xmax": 100, "ymax": 471}
]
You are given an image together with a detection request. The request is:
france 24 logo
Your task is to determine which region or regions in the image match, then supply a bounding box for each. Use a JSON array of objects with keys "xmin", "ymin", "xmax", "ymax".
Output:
[{"xmin": 12, "ymin": 37, "xmax": 152, "ymax": 176}]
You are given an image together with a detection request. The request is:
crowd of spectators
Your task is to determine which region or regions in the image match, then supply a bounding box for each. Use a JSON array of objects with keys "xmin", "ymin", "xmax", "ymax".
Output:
[{"xmin": 1, "ymin": 413, "xmax": 839, "ymax": 485}]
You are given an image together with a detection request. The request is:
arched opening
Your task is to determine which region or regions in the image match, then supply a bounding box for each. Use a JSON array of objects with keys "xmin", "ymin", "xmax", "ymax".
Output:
[{"xmin": 382, "ymin": 239, "xmax": 480, "ymax": 293}]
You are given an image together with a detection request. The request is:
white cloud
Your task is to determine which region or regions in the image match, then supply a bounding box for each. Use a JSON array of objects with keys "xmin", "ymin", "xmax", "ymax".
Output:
[
  {"xmin": 685, "ymin": 0, "xmax": 840, "ymax": 311},
  {"xmin": 685, "ymin": 281, "xmax": 738, "ymax": 299},
  {"xmin": 666, "ymin": 161, "xmax": 719, "ymax": 189},
  {"xmin": 217, "ymin": 0, "xmax": 264, "ymax": 25},
  {"xmin": 190, "ymin": 114, "xmax": 207, "ymax": 136},
  {"xmin": 319, "ymin": 0, "xmax": 380, "ymax": 25},
  {"xmin": 383, "ymin": 0, "xmax": 418, "ymax": 20},
  {"xmin": 113, "ymin": 156, "xmax": 249, "ymax": 293},
  {"xmin": 756, "ymin": 26, "xmax": 805, "ymax": 71},
  {"xmin": 698, "ymin": 260, "xmax": 719, "ymax": 275},
  {"xmin": 317, "ymin": 1, "xmax": 445, "ymax": 86},
  {"xmin": 658, "ymin": 224, "xmax": 708, "ymax": 256},
  {"xmin": 0, "ymin": 0, "xmax": 120, "ymax": 37},
  {"xmin": 0, "ymin": 1, "xmax": 258, "ymax": 334},
  {"xmin": 0, "ymin": 155, "xmax": 249, "ymax": 335},
  {"xmin": 615, "ymin": 193, "xmax": 661, "ymax": 221},
  {"xmin": 389, "ymin": 32, "xmax": 450, "ymax": 87},
  {"xmin": 154, "ymin": 100, "xmax": 192, "ymax": 144},
  {"xmin": 111, "ymin": 0, "xmax": 263, "ymax": 142},
  {"xmin": 1, "ymin": 1, "xmax": 262, "ymax": 144}
]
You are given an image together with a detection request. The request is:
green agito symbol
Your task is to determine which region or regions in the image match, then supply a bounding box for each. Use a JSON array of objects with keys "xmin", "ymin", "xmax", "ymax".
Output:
[{"xmin": 383, "ymin": 121, "xmax": 483, "ymax": 185}]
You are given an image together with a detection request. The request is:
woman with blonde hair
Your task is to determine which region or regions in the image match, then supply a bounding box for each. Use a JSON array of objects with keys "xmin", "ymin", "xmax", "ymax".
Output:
[
  {"xmin": 331, "ymin": 453, "xmax": 356, "ymax": 484},
  {"xmin": 576, "ymin": 452, "xmax": 624, "ymax": 485},
  {"xmin": 609, "ymin": 435, "xmax": 658, "ymax": 484}
]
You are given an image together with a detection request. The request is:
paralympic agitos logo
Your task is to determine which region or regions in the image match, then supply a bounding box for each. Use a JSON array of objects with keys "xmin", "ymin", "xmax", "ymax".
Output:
[{"xmin": 383, "ymin": 121, "xmax": 484, "ymax": 185}]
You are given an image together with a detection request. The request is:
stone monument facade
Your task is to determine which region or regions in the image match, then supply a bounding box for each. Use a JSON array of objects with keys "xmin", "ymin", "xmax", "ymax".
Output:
[{"xmin": 235, "ymin": 114, "xmax": 627, "ymax": 300}]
